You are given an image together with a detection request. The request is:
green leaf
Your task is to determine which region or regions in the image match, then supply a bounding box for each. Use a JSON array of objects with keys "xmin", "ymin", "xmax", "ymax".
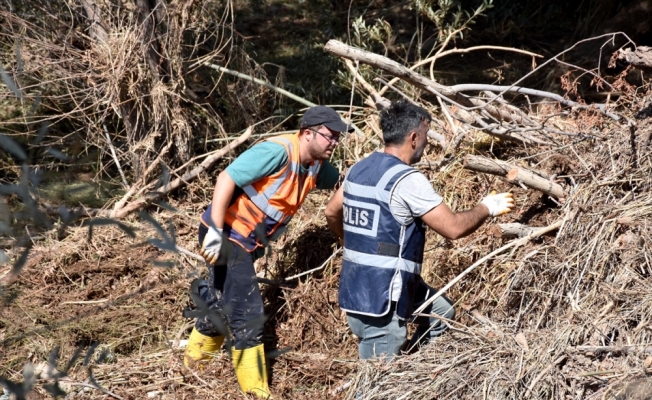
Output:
[
  {"xmin": 152, "ymin": 260, "xmax": 175, "ymax": 268},
  {"xmin": 0, "ymin": 134, "xmax": 27, "ymax": 161},
  {"xmin": 0, "ymin": 64, "xmax": 22, "ymax": 99},
  {"xmin": 11, "ymin": 246, "xmax": 31, "ymax": 277},
  {"xmin": 86, "ymin": 218, "xmax": 136, "ymax": 238}
]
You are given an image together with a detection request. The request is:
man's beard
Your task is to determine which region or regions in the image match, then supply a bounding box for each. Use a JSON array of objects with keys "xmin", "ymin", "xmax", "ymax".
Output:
[
  {"xmin": 409, "ymin": 146, "xmax": 425, "ymax": 165},
  {"xmin": 310, "ymin": 142, "xmax": 333, "ymax": 161}
]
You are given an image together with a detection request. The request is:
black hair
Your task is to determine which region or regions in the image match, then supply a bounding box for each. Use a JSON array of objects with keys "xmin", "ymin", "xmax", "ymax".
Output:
[{"xmin": 379, "ymin": 101, "xmax": 432, "ymax": 146}]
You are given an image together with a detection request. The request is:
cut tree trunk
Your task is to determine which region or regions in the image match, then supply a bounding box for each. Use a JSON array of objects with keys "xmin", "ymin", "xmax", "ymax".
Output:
[
  {"xmin": 463, "ymin": 155, "xmax": 561, "ymax": 198},
  {"xmin": 506, "ymin": 168, "xmax": 566, "ymax": 200}
]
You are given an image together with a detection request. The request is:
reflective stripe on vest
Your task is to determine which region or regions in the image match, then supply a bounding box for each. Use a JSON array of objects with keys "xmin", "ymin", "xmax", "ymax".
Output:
[
  {"xmin": 339, "ymin": 152, "xmax": 426, "ymax": 319},
  {"xmin": 343, "ymin": 248, "xmax": 421, "ymax": 274},
  {"xmin": 203, "ymin": 133, "xmax": 321, "ymax": 251}
]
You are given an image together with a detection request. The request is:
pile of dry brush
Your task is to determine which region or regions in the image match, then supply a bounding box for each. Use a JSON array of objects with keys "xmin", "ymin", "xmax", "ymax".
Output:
[
  {"xmin": 322, "ymin": 37, "xmax": 652, "ymax": 399},
  {"xmin": 0, "ymin": 0, "xmax": 280, "ymax": 219}
]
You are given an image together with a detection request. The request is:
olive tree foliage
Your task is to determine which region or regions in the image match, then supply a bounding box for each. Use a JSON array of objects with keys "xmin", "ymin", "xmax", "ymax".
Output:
[{"xmin": 339, "ymin": 0, "xmax": 493, "ymax": 96}]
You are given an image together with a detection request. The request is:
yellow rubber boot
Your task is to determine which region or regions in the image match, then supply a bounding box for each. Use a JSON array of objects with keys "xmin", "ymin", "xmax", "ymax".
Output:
[
  {"xmin": 183, "ymin": 328, "xmax": 224, "ymax": 368},
  {"xmin": 232, "ymin": 344, "xmax": 272, "ymax": 399}
]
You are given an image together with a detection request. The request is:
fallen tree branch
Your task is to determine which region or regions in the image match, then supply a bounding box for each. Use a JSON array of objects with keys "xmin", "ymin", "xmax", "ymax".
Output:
[
  {"xmin": 378, "ymin": 46, "xmax": 543, "ymax": 97},
  {"xmin": 412, "ymin": 220, "xmax": 563, "ymax": 317},
  {"xmin": 325, "ymin": 39, "xmax": 622, "ymax": 123},
  {"xmin": 452, "ymin": 84, "xmax": 620, "ymax": 121},
  {"xmin": 464, "ymin": 155, "xmax": 562, "ymax": 197},
  {"xmin": 324, "ymin": 40, "xmax": 473, "ymax": 107},
  {"xmin": 344, "ymin": 59, "xmax": 389, "ymax": 110},
  {"xmin": 206, "ymin": 63, "xmax": 315, "ymax": 108},
  {"xmin": 112, "ymin": 127, "xmax": 253, "ymax": 219},
  {"xmin": 463, "ymin": 155, "xmax": 518, "ymax": 177},
  {"xmin": 207, "ymin": 62, "xmax": 363, "ymax": 137},
  {"xmin": 111, "ymin": 141, "xmax": 174, "ymax": 215}
]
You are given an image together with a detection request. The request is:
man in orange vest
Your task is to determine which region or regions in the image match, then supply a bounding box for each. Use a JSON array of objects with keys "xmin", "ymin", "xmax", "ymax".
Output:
[{"xmin": 184, "ymin": 106, "xmax": 349, "ymax": 398}]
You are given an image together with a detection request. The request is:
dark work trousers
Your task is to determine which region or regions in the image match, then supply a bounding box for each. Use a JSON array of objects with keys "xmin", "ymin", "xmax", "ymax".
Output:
[{"xmin": 195, "ymin": 224, "xmax": 265, "ymax": 350}]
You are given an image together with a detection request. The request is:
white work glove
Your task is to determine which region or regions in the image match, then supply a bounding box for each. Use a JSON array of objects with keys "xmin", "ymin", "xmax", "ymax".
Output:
[
  {"xmin": 481, "ymin": 192, "xmax": 514, "ymax": 216},
  {"xmin": 200, "ymin": 226, "xmax": 223, "ymax": 264}
]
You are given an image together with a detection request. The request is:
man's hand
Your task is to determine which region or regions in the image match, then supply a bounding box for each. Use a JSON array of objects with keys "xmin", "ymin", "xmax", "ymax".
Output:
[
  {"xmin": 481, "ymin": 192, "xmax": 514, "ymax": 216},
  {"xmin": 200, "ymin": 226, "xmax": 223, "ymax": 264}
]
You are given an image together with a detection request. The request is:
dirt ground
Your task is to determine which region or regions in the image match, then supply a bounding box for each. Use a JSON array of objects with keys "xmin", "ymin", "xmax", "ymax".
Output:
[{"xmin": 0, "ymin": 189, "xmax": 360, "ymax": 399}]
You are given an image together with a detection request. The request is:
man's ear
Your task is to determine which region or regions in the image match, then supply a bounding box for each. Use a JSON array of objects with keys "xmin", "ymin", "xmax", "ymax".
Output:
[{"xmin": 408, "ymin": 130, "xmax": 418, "ymax": 146}]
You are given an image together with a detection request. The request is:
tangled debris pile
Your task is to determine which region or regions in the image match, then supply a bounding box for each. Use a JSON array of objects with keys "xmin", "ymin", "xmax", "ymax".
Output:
[{"xmin": 328, "ymin": 39, "xmax": 652, "ymax": 399}]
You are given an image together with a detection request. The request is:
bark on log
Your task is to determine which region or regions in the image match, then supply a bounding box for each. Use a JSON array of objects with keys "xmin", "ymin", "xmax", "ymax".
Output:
[
  {"xmin": 506, "ymin": 168, "xmax": 565, "ymax": 200},
  {"xmin": 463, "ymin": 155, "xmax": 517, "ymax": 176},
  {"xmin": 617, "ymin": 46, "xmax": 652, "ymax": 69},
  {"xmin": 343, "ymin": 59, "xmax": 390, "ymax": 110},
  {"xmin": 490, "ymin": 223, "xmax": 546, "ymax": 238},
  {"xmin": 427, "ymin": 130, "xmax": 447, "ymax": 148},
  {"xmin": 468, "ymin": 98, "xmax": 535, "ymax": 126}
]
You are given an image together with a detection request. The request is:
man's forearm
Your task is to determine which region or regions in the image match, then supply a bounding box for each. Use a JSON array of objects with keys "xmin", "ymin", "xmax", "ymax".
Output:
[
  {"xmin": 326, "ymin": 214, "xmax": 344, "ymax": 239},
  {"xmin": 209, "ymin": 170, "xmax": 236, "ymax": 228},
  {"xmin": 452, "ymin": 204, "xmax": 490, "ymax": 238},
  {"xmin": 325, "ymin": 186, "xmax": 345, "ymax": 240}
]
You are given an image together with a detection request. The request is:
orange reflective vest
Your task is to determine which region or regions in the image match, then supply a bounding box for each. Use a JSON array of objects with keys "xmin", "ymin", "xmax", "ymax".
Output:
[{"xmin": 223, "ymin": 133, "xmax": 322, "ymax": 251}]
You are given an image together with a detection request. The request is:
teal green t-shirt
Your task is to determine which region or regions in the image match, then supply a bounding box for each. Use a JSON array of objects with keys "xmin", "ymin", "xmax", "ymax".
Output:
[{"xmin": 225, "ymin": 141, "xmax": 339, "ymax": 189}]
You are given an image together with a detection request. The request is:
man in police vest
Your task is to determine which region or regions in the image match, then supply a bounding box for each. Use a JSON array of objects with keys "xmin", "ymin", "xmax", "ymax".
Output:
[
  {"xmin": 184, "ymin": 106, "xmax": 348, "ymax": 397},
  {"xmin": 325, "ymin": 101, "xmax": 514, "ymax": 360}
]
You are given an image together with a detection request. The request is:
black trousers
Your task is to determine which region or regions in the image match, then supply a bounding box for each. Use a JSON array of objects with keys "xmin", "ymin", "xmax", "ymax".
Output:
[{"xmin": 195, "ymin": 224, "xmax": 265, "ymax": 349}]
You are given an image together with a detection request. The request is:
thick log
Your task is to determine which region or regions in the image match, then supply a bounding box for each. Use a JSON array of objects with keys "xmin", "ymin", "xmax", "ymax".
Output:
[
  {"xmin": 617, "ymin": 46, "xmax": 652, "ymax": 69},
  {"xmin": 506, "ymin": 168, "xmax": 565, "ymax": 200},
  {"xmin": 427, "ymin": 130, "xmax": 446, "ymax": 148},
  {"xmin": 490, "ymin": 223, "xmax": 545, "ymax": 238},
  {"xmin": 463, "ymin": 155, "xmax": 517, "ymax": 176}
]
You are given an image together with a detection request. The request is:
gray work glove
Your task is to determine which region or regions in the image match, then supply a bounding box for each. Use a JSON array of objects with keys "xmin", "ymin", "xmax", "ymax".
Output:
[
  {"xmin": 481, "ymin": 192, "xmax": 514, "ymax": 216},
  {"xmin": 200, "ymin": 226, "xmax": 223, "ymax": 264}
]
